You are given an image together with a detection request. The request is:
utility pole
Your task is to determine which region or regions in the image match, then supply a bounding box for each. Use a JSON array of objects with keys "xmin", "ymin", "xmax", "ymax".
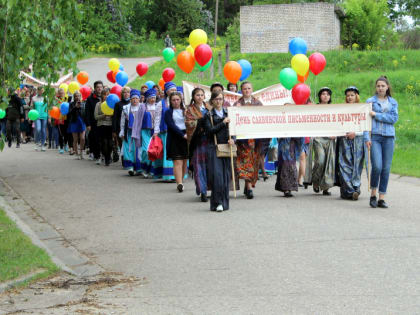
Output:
[{"xmin": 211, "ymin": 0, "xmax": 219, "ymax": 79}]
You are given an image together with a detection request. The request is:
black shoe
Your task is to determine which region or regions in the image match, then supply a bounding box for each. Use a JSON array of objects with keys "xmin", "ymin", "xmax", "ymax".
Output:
[
  {"xmin": 284, "ymin": 191, "xmax": 293, "ymax": 197},
  {"xmin": 377, "ymin": 199, "xmax": 388, "ymax": 208},
  {"xmin": 369, "ymin": 196, "xmax": 377, "ymax": 208},
  {"xmin": 128, "ymin": 170, "xmax": 134, "ymax": 176},
  {"xmin": 200, "ymin": 193, "xmax": 208, "ymax": 202},
  {"xmin": 246, "ymin": 189, "xmax": 254, "ymax": 199},
  {"xmin": 105, "ymin": 161, "xmax": 110, "ymax": 166},
  {"xmin": 323, "ymin": 190, "xmax": 331, "ymax": 196},
  {"xmin": 243, "ymin": 186, "xmax": 248, "ymax": 195},
  {"xmin": 16, "ymin": 143, "xmax": 20, "ymax": 148},
  {"xmin": 8, "ymin": 141, "xmax": 12, "ymax": 148},
  {"xmin": 298, "ymin": 183, "xmax": 304, "ymax": 188},
  {"xmin": 263, "ymin": 175, "xmax": 269, "ymax": 182},
  {"xmin": 313, "ymin": 186, "xmax": 320, "ymax": 193},
  {"xmin": 177, "ymin": 183, "xmax": 184, "ymax": 192}
]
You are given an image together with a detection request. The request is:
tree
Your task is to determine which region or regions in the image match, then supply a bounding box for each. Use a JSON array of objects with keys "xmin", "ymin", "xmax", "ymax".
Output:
[
  {"xmin": 388, "ymin": 0, "xmax": 419, "ymax": 26},
  {"xmin": 341, "ymin": 0, "xmax": 390, "ymax": 49},
  {"xmin": 0, "ymin": 0, "xmax": 83, "ymax": 106}
]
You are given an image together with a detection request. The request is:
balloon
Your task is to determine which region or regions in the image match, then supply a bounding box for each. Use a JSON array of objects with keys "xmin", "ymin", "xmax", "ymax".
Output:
[
  {"xmin": 197, "ymin": 58, "xmax": 212, "ymax": 72},
  {"xmin": 101, "ymin": 101, "xmax": 114, "ymax": 116},
  {"xmin": 119, "ymin": 64, "xmax": 124, "ymax": 71},
  {"xmin": 223, "ymin": 61, "xmax": 242, "ymax": 84},
  {"xmin": 28, "ymin": 109, "xmax": 39, "ymax": 120},
  {"xmin": 297, "ymin": 70, "xmax": 309, "ymax": 83},
  {"xmin": 237, "ymin": 59, "xmax": 252, "ymax": 81},
  {"xmin": 159, "ymin": 78, "xmax": 165, "ymax": 90},
  {"xmin": 59, "ymin": 83, "xmax": 68, "ymax": 93},
  {"xmin": 60, "ymin": 102, "xmax": 69, "ymax": 115},
  {"xmin": 106, "ymin": 94, "xmax": 120, "ymax": 109},
  {"xmin": 162, "ymin": 68, "xmax": 175, "ymax": 82},
  {"xmin": 108, "ymin": 58, "xmax": 120, "ymax": 71},
  {"xmin": 110, "ymin": 85, "xmax": 122, "ymax": 99},
  {"xmin": 112, "ymin": 71, "xmax": 119, "ymax": 82},
  {"xmin": 136, "ymin": 62, "xmax": 148, "ymax": 77},
  {"xmin": 80, "ymin": 85, "xmax": 91, "ymax": 100},
  {"xmin": 186, "ymin": 45, "xmax": 194, "ymax": 57},
  {"xmin": 49, "ymin": 106, "xmax": 61, "ymax": 119},
  {"xmin": 177, "ymin": 51, "xmax": 195, "ymax": 74},
  {"xmin": 145, "ymin": 81, "xmax": 155, "ymax": 89},
  {"xmin": 68, "ymin": 81, "xmax": 80, "ymax": 94},
  {"xmin": 76, "ymin": 71, "xmax": 89, "ymax": 85},
  {"xmin": 291, "ymin": 54, "xmax": 310, "ymax": 76},
  {"xmin": 289, "ymin": 37, "xmax": 307, "ymax": 56},
  {"xmin": 162, "ymin": 48, "xmax": 175, "ymax": 62},
  {"xmin": 0, "ymin": 109, "xmax": 5, "ymax": 119},
  {"xmin": 107, "ymin": 70, "xmax": 116, "ymax": 83},
  {"xmin": 189, "ymin": 29, "xmax": 207, "ymax": 49},
  {"xmin": 309, "ymin": 52, "xmax": 326, "ymax": 75},
  {"xmin": 194, "ymin": 44, "xmax": 212, "ymax": 66},
  {"xmin": 116, "ymin": 71, "xmax": 128, "ymax": 86},
  {"xmin": 292, "ymin": 83, "xmax": 311, "ymax": 105},
  {"xmin": 279, "ymin": 68, "xmax": 298, "ymax": 90}
]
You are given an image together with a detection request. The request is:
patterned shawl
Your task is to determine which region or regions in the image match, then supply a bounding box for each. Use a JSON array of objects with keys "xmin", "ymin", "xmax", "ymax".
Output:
[{"xmin": 185, "ymin": 102, "xmax": 211, "ymax": 144}]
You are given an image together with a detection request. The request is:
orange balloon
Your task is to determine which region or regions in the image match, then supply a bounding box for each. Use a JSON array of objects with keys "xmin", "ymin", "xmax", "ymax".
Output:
[
  {"xmin": 159, "ymin": 78, "xmax": 165, "ymax": 90},
  {"xmin": 49, "ymin": 106, "xmax": 60, "ymax": 120},
  {"xmin": 112, "ymin": 70, "xmax": 119, "ymax": 82},
  {"xmin": 297, "ymin": 70, "xmax": 309, "ymax": 83},
  {"xmin": 223, "ymin": 61, "xmax": 242, "ymax": 84},
  {"xmin": 76, "ymin": 71, "xmax": 89, "ymax": 85},
  {"xmin": 177, "ymin": 51, "xmax": 195, "ymax": 74}
]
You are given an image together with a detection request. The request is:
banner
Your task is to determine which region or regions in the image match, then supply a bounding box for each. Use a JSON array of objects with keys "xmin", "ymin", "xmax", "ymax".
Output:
[
  {"xmin": 228, "ymin": 103, "xmax": 372, "ymax": 139},
  {"xmin": 182, "ymin": 81, "xmax": 292, "ymax": 106}
]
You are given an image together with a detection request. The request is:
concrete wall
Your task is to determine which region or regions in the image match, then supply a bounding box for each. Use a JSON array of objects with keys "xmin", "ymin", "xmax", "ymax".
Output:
[{"xmin": 240, "ymin": 3, "xmax": 342, "ymax": 53}]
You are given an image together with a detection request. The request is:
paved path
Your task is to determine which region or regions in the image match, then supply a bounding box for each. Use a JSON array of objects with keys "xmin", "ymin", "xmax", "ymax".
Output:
[
  {"xmin": 76, "ymin": 57, "xmax": 161, "ymax": 86},
  {"xmin": 1, "ymin": 145, "xmax": 420, "ymax": 314}
]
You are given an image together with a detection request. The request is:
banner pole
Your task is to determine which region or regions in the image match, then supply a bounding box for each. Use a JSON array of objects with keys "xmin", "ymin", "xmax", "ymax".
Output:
[
  {"xmin": 367, "ymin": 131, "xmax": 371, "ymax": 192},
  {"xmin": 228, "ymin": 125, "xmax": 237, "ymax": 198}
]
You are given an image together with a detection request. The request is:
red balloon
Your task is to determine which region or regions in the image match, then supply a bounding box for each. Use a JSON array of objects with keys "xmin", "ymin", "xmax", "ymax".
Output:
[
  {"xmin": 110, "ymin": 85, "xmax": 122, "ymax": 99},
  {"xmin": 80, "ymin": 85, "xmax": 92, "ymax": 100},
  {"xmin": 194, "ymin": 44, "xmax": 212, "ymax": 66},
  {"xmin": 136, "ymin": 62, "xmax": 148, "ymax": 77},
  {"xmin": 309, "ymin": 52, "xmax": 326, "ymax": 75},
  {"xmin": 107, "ymin": 70, "xmax": 116, "ymax": 83},
  {"xmin": 292, "ymin": 83, "xmax": 311, "ymax": 105},
  {"xmin": 162, "ymin": 68, "xmax": 175, "ymax": 82}
]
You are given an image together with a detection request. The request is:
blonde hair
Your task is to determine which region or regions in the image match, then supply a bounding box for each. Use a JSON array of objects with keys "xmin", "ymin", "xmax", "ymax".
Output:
[{"xmin": 121, "ymin": 86, "xmax": 131, "ymax": 94}]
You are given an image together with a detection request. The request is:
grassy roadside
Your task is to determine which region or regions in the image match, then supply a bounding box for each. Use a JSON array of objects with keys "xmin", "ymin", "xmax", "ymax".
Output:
[{"xmin": 0, "ymin": 208, "xmax": 58, "ymax": 285}]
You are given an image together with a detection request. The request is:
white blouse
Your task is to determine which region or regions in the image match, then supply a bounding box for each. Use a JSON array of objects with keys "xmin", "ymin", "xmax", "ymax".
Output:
[{"xmin": 173, "ymin": 109, "xmax": 186, "ymax": 130}]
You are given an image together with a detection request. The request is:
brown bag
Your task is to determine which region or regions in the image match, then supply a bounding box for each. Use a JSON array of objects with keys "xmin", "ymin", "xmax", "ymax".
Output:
[{"xmin": 210, "ymin": 113, "xmax": 237, "ymax": 158}]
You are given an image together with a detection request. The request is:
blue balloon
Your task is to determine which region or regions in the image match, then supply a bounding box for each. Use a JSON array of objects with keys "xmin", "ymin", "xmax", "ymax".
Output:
[
  {"xmin": 119, "ymin": 64, "xmax": 124, "ymax": 71},
  {"xmin": 106, "ymin": 94, "xmax": 119, "ymax": 109},
  {"xmin": 145, "ymin": 81, "xmax": 155, "ymax": 89},
  {"xmin": 289, "ymin": 37, "xmax": 307, "ymax": 56},
  {"xmin": 60, "ymin": 102, "xmax": 69, "ymax": 115},
  {"xmin": 238, "ymin": 59, "xmax": 252, "ymax": 81},
  {"xmin": 20, "ymin": 84, "xmax": 24, "ymax": 89},
  {"xmin": 116, "ymin": 71, "xmax": 128, "ymax": 86}
]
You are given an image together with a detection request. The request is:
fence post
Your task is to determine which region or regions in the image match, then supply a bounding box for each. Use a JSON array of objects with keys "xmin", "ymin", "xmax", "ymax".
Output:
[
  {"xmin": 225, "ymin": 43, "xmax": 230, "ymax": 63},
  {"xmin": 218, "ymin": 52, "xmax": 222, "ymax": 77}
]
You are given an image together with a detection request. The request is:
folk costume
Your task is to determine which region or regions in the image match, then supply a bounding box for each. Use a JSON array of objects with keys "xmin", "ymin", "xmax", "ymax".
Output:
[{"xmin": 140, "ymin": 89, "xmax": 158, "ymax": 177}]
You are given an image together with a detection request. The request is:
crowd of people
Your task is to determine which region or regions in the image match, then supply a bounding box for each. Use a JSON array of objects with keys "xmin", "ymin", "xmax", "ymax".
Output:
[{"xmin": 2, "ymin": 75, "xmax": 398, "ymax": 211}]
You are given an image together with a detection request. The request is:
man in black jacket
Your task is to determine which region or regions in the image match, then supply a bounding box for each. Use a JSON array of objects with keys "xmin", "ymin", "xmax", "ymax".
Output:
[
  {"xmin": 6, "ymin": 89, "xmax": 24, "ymax": 148},
  {"xmin": 85, "ymin": 80, "xmax": 103, "ymax": 162}
]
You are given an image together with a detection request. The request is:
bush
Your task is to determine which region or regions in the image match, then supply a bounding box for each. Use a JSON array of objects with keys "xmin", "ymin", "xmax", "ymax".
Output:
[
  {"xmin": 225, "ymin": 14, "xmax": 240, "ymax": 51},
  {"xmin": 401, "ymin": 27, "xmax": 420, "ymax": 49}
]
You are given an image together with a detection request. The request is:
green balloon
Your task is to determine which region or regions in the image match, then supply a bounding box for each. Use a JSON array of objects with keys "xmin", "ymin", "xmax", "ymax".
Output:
[
  {"xmin": 279, "ymin": 67, "xmax": 298, "ymax": 90},
  {"xmin": 197, "ymin": 58, "xmax": 212, "ymax": 72},
  {"xmin": 0, "ymin": 109, "xmax": 5, "ymax": 119},
  {"xmin": 28, "ymin": 109, "xmax": 39, "ymax": 121},
  {"xmin": 162, "ymin": 48, "xmax": 175, "ymax": 62}
]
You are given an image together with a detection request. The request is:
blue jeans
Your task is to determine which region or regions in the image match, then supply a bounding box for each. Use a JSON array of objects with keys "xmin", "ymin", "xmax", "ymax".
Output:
[
  {"xmin": 370, "ymin": 134, "xmax": 394, "ymax": 194},
  {"xmin": 0, "ymin": 120, "xmax": 6, "ymax": 137},
  {"xmin": 35, "ymin": 119, "xmax": 47, "ymax": 145}
]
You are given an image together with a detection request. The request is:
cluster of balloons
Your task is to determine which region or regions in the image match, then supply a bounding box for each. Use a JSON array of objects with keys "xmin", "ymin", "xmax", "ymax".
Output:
[
  {"xmin": 279, "ymin": 37, "xmax": 327, "ymax": 104},
  {"xmin": 177, "ymin": 29, "xmax": 209, "ymax": 74},
  {"xmin": 107, "ymin": 58, "xmax": 129, "ymax": 87},
  {"xmin": 59, "ymin": 70, "xmax": 92, "ymax": 101},
  {"xmin": 223, "ymin": 59, "xmax": 252, "ymax": 84}
]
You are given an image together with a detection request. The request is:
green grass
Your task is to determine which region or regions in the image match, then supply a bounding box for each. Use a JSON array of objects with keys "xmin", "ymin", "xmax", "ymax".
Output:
[
  {"xmin": 0, "ymin": 208, "xmax": 59, "ymax": 283},
  {"xmin": 82, "ymin": 40, "xmax": 163, "ymax": 59},
  {"xmin": 127, "ymin": 47, "xmax": 420, "ymax": 178}
]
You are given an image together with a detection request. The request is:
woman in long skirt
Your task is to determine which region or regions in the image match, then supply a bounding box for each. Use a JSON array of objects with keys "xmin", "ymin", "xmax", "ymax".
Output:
[
  {"xmin": 275, "ymin": 137, "xmax": 304, "ymax": 197},
  {"xmin": 204, "ymin": 91, "xmax": 234, "ymax": 211},
  {"xmin": 119, "ymin": 89, "xmax": 145, "ymax": 176},
  {"xmin": 140, "ymin": 88, "xmax": 158, "ymax": 178},
  {"xmin": 336, "ymin": 86, "xmax": 365, "ymax": 200},
  {"xmin": 185, "ymin": 88, "xmax": 211, "ymax": 202}
]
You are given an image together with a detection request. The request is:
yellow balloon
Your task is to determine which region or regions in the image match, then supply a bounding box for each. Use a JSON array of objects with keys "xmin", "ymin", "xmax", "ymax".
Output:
[
  {"xmin": 108, "ymin": 58, "xmax": 120, "ymax": 71},
  {"xmin": 186, "ymin": 45, "xmax": 194, "ymax": 57},
  {"xmin": 189, "ymin": 29, "xmax": 207, "ymax": 49},
  {"xmin": 291, "ymin": 54, "xmax": 310, "ymax": 76},
  {"xmin": 59, "ymin": 83, "xmax": 68, "ymax": 93},
  {"xmin": 68, "ymin": 81, "xmax": 80, "ymax": 94},
  {"xmin": 101, "ymin": 101, "xmax": 114, "ymax": 116}
]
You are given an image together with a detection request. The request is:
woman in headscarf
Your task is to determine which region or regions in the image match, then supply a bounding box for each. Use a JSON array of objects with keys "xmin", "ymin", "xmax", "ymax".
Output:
[
  {"xmin": 119, "ymin": 89, "xmax": 145, "ymax": 176},
  {"xmin": 140, "ymin": 88, "xmax": 158, "ymax": 178},
  {"xmin": 185, "ymin": 87, "xmax": 212, "ymax": 202}
]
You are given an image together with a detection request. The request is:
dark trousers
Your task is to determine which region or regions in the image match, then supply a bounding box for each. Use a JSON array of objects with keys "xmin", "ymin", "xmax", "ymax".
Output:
[
  {"xmin": 58, "ymin": 122, "xmax": 72, "ymax": 149},
  {"xmin": 6, "ymin": 119, "xmax": 21, "ymax": 144},
  {"xmin": 98, "ymin": 125, "xmax": 113, "ymax": 163},
  {"xmin": 88, "ymin": 125, "xmax": 100, "ymax": 159}
]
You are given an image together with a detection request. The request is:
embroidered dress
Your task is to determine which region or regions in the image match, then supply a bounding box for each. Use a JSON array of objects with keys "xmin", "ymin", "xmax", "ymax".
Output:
[
  {"xmin": 311, "ymin": 137, "xmax": 336, "ymax": 191},
  {"xmin": 120, "ymin": 105, "xmax": 144, "ymax": 172},
  {"xmin": 275, "ymin": 137, "xmax": 304, "ymax": 192},
  {"xmin": 140, "ymin": 105, "xmax": 156, "ymax": 175}
]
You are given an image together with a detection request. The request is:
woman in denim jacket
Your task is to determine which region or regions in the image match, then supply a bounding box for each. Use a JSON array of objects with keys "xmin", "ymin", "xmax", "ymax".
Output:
[{"xmin": 364, "ymin": 76, "xmax": 398, "ymax": 208}]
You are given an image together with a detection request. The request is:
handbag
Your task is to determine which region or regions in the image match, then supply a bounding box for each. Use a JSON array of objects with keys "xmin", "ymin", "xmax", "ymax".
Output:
[
  {"xmin": 210, "ymin": 113, "xmax": 237, "ymax": 158},
  {"xmin": 147, "ymin": 135, "xmax": 164, "ymax": 161}
]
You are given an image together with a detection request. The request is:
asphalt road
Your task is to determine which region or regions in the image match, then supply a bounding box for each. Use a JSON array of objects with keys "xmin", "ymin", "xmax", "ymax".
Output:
[{"xmin": 1, "ymin": 144, "xmax": 420, "ymax": 314}]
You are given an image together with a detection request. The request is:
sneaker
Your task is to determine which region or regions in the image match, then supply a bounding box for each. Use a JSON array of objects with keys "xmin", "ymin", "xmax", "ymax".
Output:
[
  {"xmin": 323, "ymin": 190, "xmax": 331, "ymax": 196},
  {"xmin": 41, "ymin": 145, "xmax": 46, "ymax": 152},
  {"xmin": 35, "ymin": 144, "xmax": 40, "ymax": 151},
  {"xmin": 80, "ymin": 152, "xmax": 84, "ymax": 160},
  {"xmin": 369, "ymin": 196, "xmax": 377, "ymax": 208},
  {"xmin": 64, "ymin": 144, "xmax": 69, "ymax": 152},
  {"xmin": 352, "ymin": 191, "xmax": 359, "ymax": 200},
  {"xmin": 89, "ymin": 154, "xmax": 95, "ymax": 161},
  {"xmin": 95, "ymin": 159, "xmax": 101, "ymax": 165},
  {"xmin": 284, "ymin": 191, "xmax": 293, "ymax": 197},
  {"xmin": 59, "ymin": 149, "xmax": 64, "ymax": 154},
  {"xmin": 377, "ymin": 199, "xmax": 388, "ymax": 208},
  {"xmin": 177, "ymin": 183, "xmax": 184, "ymax": 192},
  {"xmin": 200, "ymin": 193, "xmax": 208, "ymax": 202},
  {"xmin": 216, "ymin": 204, "xmax": 223, "ymax": 212},
  {"xmin": 128, "ymin": 168, "xmax": 134, "ymax": 176}
]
